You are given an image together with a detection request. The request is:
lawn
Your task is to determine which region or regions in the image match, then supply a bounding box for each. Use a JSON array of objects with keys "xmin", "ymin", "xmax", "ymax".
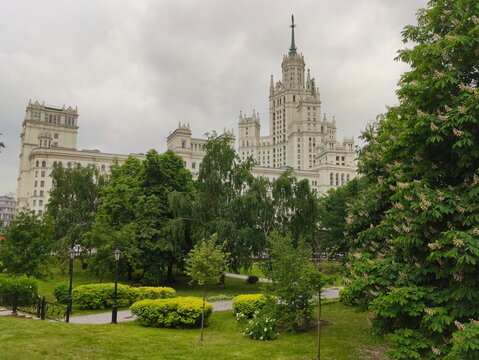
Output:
[{"xmin": 0, "ymin": 303, "xmax": 390, "ymax": 360}]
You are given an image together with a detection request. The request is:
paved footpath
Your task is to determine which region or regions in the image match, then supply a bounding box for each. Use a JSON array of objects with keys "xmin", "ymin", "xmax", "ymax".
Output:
[{"xmin": 67, "ymin": 273, "xmax": 342, "ymax": 325}]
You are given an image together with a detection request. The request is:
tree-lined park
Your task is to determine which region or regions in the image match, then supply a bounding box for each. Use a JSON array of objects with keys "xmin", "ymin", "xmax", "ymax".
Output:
[{"xmin": 1, "ymin": 1, "xmax": 479, "ymax": 359}]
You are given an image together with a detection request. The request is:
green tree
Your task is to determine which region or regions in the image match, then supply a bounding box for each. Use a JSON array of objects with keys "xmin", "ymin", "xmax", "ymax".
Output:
[
  {"xmin": 46, "ymin": 163, "xmax": 106, "ymax": 258},
  {"xmin": 185, "ymin": 234, "xmax": 229, "ymax": 341},
  {"xmin": 318, "ymin": 178, "xmax": 363, "ymax": 258},
  {"xmin": 262, "ymin": 231, "xmax": 323, "ymax": 333},
  {"xmin": 0, "ymin": 210, "xmax": 53, "ymax": 278},
  {"xmin": 87, "ymin": 150, "xmax": 194, "ymax": 284},
  {"xmin": 343, "ymin": 1, "xmax": 479, "ymax": 358}
]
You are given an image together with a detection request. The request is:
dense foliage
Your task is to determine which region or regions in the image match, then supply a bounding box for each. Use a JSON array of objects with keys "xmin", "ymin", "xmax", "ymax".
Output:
[
  {"xmin": 72, "ymin": 283, "xmax": 138, "ymax": 309},
  {"xmin": 130, "ymin": 297, "xmax": 214, "ymax": 328},
  {"xmin": 53, "ymin": 283, "xmax": 70, "ymax": 304},
  {"xmin": 0, "ymin": 276, "xmax": 38, "ymax": 306},
  {"xmin": 343, "ymin": 1, "xmax": 479, "ymax": 358},
  {"xmin": 135, "ymin": 286, "xmax": 176, "ymax": 300},
  {"xmin": 86, "ymin": 149, "xmax": 194, "ymax": 284},
  {"xmin": 232, "ymin": 294, "xmax": 268, "ymax": 318},
  {"xmin": 0, "ymin": 210, "xmax": 53, "ymax": 278},
  {"xmin": 46, "ymin": 164, "xmax": 106, "ymax": 256}
]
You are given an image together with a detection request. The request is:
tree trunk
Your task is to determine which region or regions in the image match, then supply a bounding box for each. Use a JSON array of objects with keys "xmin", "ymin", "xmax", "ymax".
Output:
[
  {"xmin": 218, "ymin": 274, "xmax": 225, "ymax": 289},
  {"xmin": 127, "ymin": 264, "xmax": 133, "ymax": 281},
  {"xmin": 166, "ymin": 263, "xmax": 175, "ymax": 283},
  {"xmin": 317, "ymin": 290, "xmax": 322, "ymax": 360},
  {"xmin": 200, "ymin": 283, "xmax": 206, "ymax": 341}
]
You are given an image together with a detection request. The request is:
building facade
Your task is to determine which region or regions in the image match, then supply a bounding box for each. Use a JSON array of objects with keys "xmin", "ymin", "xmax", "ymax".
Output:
[
  {"xmin": 16, "ymin": 100, "xmax": 145, "ymax": 214},
  {"xmin": 0, "ymin": 194, "xmax": 16, "ymax": 227},
  {"xmin": 16, "ymin": 17, "xmax": 356, "ymax": 214},
  {"xmin": 237, "ymin": 16, "xmax": 356, "ymax": 193}
]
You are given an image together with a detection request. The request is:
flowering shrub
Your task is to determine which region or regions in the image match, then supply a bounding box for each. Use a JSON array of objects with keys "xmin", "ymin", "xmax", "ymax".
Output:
[
  {"xmin": 130, "ymin": 297, "xmax": 214, "ymax": 328},
  {"xmin": 243, "ymin": 311, "xmax": 278, "ymax": 341}
]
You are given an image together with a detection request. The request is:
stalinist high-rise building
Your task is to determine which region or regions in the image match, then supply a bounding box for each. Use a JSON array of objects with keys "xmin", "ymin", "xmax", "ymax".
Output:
[
  {"xmin": 235, "ymin": 16, "xmax": 356, "ymax": 193},
  {"xmin": 16, "ymin": 16, "xmax": 356, "ymax": 214}
]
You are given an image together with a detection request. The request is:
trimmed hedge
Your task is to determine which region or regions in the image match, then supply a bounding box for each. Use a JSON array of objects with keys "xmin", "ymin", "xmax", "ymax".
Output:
[
  {"xmin": 232, "ymin": 294, "xmax": 267, "ymax": 318},
  {"xmin": 72, "ymin": 283, "xmax": 137, "ymax": 309},
  {"xmin": 54, "ymin": 283, "xmax": 70, "ymax": 304},
  {"xmin": 131, "ymin": 297, "xmax": 214, "ymax": 328},
  {"xmin": 0, "ymin": 276, "xmax": 38, "ymax": 306},
  {"xmin": 135, "ymin": 286, "xmax": 176, "ymax": 300}
]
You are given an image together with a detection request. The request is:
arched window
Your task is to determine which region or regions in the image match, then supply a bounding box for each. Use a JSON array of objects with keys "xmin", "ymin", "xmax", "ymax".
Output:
[
  {"xmin": 192, "ymin": 162, "xmax": 196, "ymax": 169},
  {"xmin": 101, "ymin": 164, "xmax": 106, "ymax": 171},
  {"xmin": 58, "ymin": 162, "xmax": 62, "ymax": 167},
  {"xmin": 42, "ymin": 161, "xmax": 46, "ymax": 168},
  {"xmin": 53, "ymin": 161, "xmax": 57, "ymax": 167},
  {"xmin": 67, "ymin": 162, "xmax": 72, "ymax": 169}
]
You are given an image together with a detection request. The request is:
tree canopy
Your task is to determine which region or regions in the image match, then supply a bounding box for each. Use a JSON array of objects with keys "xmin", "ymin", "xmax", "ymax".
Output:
[{"xmin": 343, "ymin": 1, "xmax": 479, "ymax": 358}]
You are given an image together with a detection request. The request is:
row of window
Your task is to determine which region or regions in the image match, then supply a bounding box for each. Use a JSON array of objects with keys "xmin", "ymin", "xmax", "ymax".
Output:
[
  {"xmin": 330, "ymin": 173, "xmax": 350, "ymax": 186},
  {"xmin": 35, "ymin": 160, "xmax": 108, "ymax": 171}
]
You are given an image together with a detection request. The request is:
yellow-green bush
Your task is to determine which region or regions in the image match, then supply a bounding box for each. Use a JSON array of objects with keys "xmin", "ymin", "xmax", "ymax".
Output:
[
  {"xmin": 232, "ymin": 294, "xmax": 267, "ymax": 318},
  {"xmin": 135, "ymin": 286, "xmax": 176, "ymax": 300},
  {"xmin": 130, "ymin": 297, "xmax": 214, "ymax": 328},
  {"xmin": 72, "ymin": 283, "xmax": 137, "ymax": 309}
]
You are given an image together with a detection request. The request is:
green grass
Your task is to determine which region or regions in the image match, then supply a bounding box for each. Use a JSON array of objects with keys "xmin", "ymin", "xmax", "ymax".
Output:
[{"xmin": 0, "ymin": 303, "xmax": 390, "ymax": 360}]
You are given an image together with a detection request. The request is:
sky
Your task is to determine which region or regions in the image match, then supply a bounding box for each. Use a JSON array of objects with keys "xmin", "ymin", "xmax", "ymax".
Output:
[{"xmin": 0, "ymin": 0, "xmax": 428, "ymax": 195}]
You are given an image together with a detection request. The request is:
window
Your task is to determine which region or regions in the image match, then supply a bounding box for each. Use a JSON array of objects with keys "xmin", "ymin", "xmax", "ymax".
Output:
[
  {"xmin": 192, "ymin": 162, "xmax": 196, "ymax": 169},
  {"xmin": 54, "ymin": 133, "xmax": 58, "ymax": 139},
  {"xmin": 42, "ymin": 161, "xmax": 46, "ymax": 167},
  {"xmin": 40, "ymin": 181, "xmax": 45, "ymax": 187},
  {"xmin": 33, "ymin": 200, "xmax": 36, "ymax": 206},
  {"xmin": 335, "ymin": 173, "xmax": 339, "ymax": 186},
  {"xmin": 182, "ymin": 140, "xmax": 186, "ymax": 148},
  {"xmin": 39, "ymin": 200, "xmax": 43, "ymax": 206},
  {"xmin": 53, "ymin": 142, "xmax": 58, "ymax": 147},
  {"xmin": 101, "ymin": 164, "xmax": 106, "ymax": 171},
  {"xmin": 34, "ymin": 180, "xmax": 38, "ymax": 187},
  {"xmin": 35, "ymin": 171, "xmax": 38, "ymax": 177},
  {"xmin": 36, "ymin": 160, "xmax": 39, "ymax": 167},
  {"xmin": 330, "ymin": 173, "xmax": 333, "ymax": 185},
  {"xmin": 67, "ymin": 162, "xmax": 72, "ymax": 169},
  {"xmin": 347, "ymin": 174, "xmax": 350, "ymax": 181},
  {"xmin": 33, "ymin": 190, "xmax": 37, "ymax": 196},
  {"xmin": 40, "ymin": 190, "xmax": 44, "ymax": 196},
  {"xmin": 38, "ymin": 210, "xmax": 43, "ymax": 215},
  {"xmin": 41, "ymin": 171, "xmax": 45, "ymax": 177}
]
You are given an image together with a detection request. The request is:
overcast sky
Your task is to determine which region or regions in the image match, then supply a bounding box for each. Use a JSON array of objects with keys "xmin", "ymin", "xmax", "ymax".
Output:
[{"xmin": 0, "ymin": 0, "xmax": 428, "ymax": 195}]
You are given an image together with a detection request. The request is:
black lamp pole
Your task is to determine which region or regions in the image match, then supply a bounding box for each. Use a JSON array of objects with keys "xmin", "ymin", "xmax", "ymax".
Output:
[
  {"xmin": 66, "ymin": 248, "xmax": 75, "ymax": 323},
  {"xmin": 111, "ymin": 248, "xmax": 121, "ymax": 324}
]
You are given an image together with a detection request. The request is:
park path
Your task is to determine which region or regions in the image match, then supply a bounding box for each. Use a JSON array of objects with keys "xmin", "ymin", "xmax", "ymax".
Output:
[{"xmin": 67, "ymin": 273, "xmax": 342, "ymax": 325}]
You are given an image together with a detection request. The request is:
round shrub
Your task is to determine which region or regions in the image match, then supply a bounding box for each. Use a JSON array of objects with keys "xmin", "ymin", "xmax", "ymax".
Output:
[
  {"xmin": 130, "ymin": 297, "xmax": 214, "ymax": 328},
  {"xmin": 232, "ymin": 294, "xmax": 267, "ymax": 318},
  {"xmin": 54, "ymin": 283, "xmax": 70, "ymax": 304},
  {"xmin": 0, "ymin": 276, "xmax": 38, "ymax": 306},
  {"xmin": 246, "ymin": 275, "xmax": 259, "ymax": 284},
  {"xmin": 135, "ymin": 286, "xmax": 176, "ymax": 300},
  {"xmin": 72, "ymin": 283, "xmax": 137, "ymax": 309}
]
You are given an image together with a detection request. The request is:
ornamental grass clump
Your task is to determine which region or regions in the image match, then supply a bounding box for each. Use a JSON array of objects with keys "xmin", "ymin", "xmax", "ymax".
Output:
[{"xmin": 130, "ymin": 297, "xmax": 214, "ymax": 328}]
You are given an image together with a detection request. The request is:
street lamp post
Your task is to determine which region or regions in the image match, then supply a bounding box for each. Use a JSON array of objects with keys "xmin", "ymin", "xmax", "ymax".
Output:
[
  {"xmin": 111, "ymin": 248, "xmax": 121, "ymax": 324},
  {"xmin": 66, "ymin": 248, "xmax": 76, "ymax": 323}
]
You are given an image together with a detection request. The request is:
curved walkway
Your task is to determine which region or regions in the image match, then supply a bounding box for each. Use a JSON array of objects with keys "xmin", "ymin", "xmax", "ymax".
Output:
[{"xmin": 67, "ymin": 273, "xmax": 342, "ymax": 325}]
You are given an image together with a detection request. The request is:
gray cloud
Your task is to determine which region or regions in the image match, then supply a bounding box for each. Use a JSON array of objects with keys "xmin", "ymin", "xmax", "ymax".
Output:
[{"xmin": 0, "ymin": 0, "xmax": 428, "ymax": 194}]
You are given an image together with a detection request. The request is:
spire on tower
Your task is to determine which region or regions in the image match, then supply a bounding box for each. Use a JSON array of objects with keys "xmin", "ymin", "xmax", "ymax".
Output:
[{"xmin": 289, "ymin": 15, "xmax": 297, "ymax": 56}]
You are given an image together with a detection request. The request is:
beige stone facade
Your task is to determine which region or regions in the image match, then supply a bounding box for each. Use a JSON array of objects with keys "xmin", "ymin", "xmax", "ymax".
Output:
[{"xmin": 16, "ymin": 100, "xmax": 144, "ymax": 214}]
